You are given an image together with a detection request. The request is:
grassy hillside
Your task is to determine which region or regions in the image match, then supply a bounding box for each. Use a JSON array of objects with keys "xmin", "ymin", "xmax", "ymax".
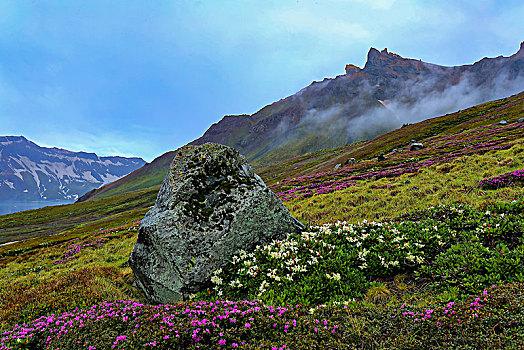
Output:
[{"xmin": 1, "ymin": 91, "xmax": 524, "ymax": 349}]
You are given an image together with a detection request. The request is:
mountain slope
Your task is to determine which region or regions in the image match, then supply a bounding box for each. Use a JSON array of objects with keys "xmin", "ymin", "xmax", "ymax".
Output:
[
  {"xmin": 192, "ymin": 42, "xmax": 524, "ymax": 166},
  {"xmin": 76, "ymin": 150, "xmax": 175, "ymax": 202},
  {"xmin": 0, "ymin": 136, "xmax": 146, "ymax": 201},
  {"xmin": 78, "ymin": 89, "xmax": 524, "ymax": 202}
]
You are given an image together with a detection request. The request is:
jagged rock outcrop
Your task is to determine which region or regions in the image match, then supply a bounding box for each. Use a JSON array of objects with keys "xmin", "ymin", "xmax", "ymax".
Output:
[
  {"xmin": 344, "ymin": 64, "xmax": 362, "ymax": 75},
  {"xmin": 128, "ymin": 143, "xmax": 304, "ymax": 304}
]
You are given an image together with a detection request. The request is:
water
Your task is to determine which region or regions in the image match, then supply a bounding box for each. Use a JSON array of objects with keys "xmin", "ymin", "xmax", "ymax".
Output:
[{"xmin": 0, "ymin": 200, "xmax": 75, "ymax": 215}]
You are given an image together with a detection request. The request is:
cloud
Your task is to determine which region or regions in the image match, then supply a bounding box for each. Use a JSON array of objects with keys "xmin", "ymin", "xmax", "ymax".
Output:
[
  {"xmin": 351, "ymin": 0, "xmax": 396, "ymax": 10},
  {"xmin": 269, "ymin": 7, "xmax": 371, "ymax": 42},
  {"xmin": 345, "ymin": 68, "xmax": 524, "ymax": 142}
]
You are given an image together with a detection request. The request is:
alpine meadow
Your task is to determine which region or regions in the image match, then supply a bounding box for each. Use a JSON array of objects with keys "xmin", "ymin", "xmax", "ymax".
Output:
[{"xmin": 1, "ymin": 2, "xmax": 524, "ymax": 349}]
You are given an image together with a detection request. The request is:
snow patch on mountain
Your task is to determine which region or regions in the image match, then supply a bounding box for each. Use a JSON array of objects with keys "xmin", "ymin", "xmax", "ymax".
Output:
[{"xmin": 0, "ymin": 136, "xmax": 146, "ymax": 200}]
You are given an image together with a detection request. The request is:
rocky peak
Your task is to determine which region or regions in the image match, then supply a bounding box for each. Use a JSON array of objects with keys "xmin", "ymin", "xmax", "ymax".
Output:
[
  {"xmin": 344, "ymin": 64, "xmax": 362, "ymax": 75},
  {"xmin": 363, "ymin": 47, "xmax": 406, "ymax": 70}
]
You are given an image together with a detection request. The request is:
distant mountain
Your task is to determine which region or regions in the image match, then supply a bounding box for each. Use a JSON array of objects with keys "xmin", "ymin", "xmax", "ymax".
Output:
[
  {"xmin": 192, "ymin": 42, "xmax": 524, "ymax": 166},
  {"xmin": 77, "ymin": 150, "xmax": 174, "ymax": 202},
  {"xmin": 0, "ymin": 136, "xmax": 146, "ymax": 201}
]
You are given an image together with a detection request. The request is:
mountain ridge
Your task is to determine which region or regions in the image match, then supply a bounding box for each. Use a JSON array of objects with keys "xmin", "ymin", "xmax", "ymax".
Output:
[
  {"xmin": 0, "ymin": 136, "xmax": 146, "ymax": 201},
  {"xmin": 78, "ymin": 88, "xmax": 524, "ymax": 202},
  {"xmin": 191, "ymin": 42, "xmax": 524, "ymax": 165}
]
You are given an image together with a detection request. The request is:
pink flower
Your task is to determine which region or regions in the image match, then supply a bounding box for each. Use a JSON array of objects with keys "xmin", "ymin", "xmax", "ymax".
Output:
[
  {"xmin": 219, "ymin": 339, "xmax": 226, "ymax": 345},
  {"xmin": 245, "ymin": 323, "xmax": 251, "ymax": 328}
]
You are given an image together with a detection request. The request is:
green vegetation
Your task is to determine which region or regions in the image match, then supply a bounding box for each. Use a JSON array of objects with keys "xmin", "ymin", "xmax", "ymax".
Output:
[
  {"xmin": 202, "ymin": 201, "xmax": 524, "ymax": 306},
  {"xmin": 1, "ymin": 92, "xmax": 524, "ymax": 349}
]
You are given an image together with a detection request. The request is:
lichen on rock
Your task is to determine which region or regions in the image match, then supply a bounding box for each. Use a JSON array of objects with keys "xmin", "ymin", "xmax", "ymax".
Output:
[{"xmin": 128, "ymin": 143, "xmax": 304, "ymax": 304}]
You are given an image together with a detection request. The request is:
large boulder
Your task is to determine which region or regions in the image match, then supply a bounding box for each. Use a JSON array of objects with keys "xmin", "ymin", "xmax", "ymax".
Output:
[{"xmin": 128, "ymin": 143, "xmax": 304, "ymax": 304}]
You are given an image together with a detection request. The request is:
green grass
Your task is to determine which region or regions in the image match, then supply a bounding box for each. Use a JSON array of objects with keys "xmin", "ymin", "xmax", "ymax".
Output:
[{"xmin": 287, "ymin": 145, "xmax": 524, "ymax": 225}]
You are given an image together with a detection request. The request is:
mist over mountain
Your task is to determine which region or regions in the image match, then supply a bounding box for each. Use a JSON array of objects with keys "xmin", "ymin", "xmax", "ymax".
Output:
[
  {"xmin": 192, "ymin": 42, "xmax": 524, "ymax": 165},
  {"xmin": 0, "ymin": 136, "xmax": 146, "ymax": 201}
]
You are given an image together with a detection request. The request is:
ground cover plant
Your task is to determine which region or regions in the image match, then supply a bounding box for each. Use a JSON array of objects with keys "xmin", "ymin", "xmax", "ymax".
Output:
[
  {"xmin": 1, "ymin": 92, "xmax": 524, "ymax": 349},
  {"xmin": 203, "ymin": 201, "xmax": 524, "ymax": 305},
  {"xmin": 3, "ymin": 283, "xmax": 524, "ymax": 349}
]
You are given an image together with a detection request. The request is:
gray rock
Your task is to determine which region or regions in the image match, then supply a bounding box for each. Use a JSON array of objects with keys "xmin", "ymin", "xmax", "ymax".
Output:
[
  {"xmin": 519, "ymin": 117, "xmax": 524, "ymax": 123},
  {"xmin": 410, "ymin": 142, "xmax": 424, "ymax": 151},
  {"xmin": 333, "ymin": 163, "xmax": 342, "ymax": 170},
  {"xmin": 128, "ymin": 143, "xmax": 304, "ymax": 304},
  {"xmin": 344, "ymin": 157, "xmax": 356, "ymax": 165},
  {"xmin": 499, "ymin": 120, "xmax": 507, "ymax": 125}
]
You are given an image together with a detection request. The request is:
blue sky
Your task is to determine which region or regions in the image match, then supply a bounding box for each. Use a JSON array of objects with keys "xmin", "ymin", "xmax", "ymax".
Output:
[{"xmin": 0, "ymin": 0, "xmax": 523, "ymax": 162}]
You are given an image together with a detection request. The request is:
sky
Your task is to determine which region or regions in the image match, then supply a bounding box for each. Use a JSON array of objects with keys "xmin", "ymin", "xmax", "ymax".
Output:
[{"xmin": 0, "ymin": 0, "xmax": 523, "ymax": 162}]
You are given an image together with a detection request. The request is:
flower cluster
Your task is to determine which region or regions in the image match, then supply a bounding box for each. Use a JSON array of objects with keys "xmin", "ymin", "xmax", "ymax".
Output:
[
  {"xmin": 479, "ymin": 168, "xmax": 524, "ymax": 190},
  {"xmin": 54, "ymin": 238, "xmax": 108, "ymax": 265},
  {"xmin": 206, "ymin": 200, "xmax": 524, "ymax": 306},
  {"xmin": 0, "ymin": 299, "xmax": 342, "ymax": 349}
]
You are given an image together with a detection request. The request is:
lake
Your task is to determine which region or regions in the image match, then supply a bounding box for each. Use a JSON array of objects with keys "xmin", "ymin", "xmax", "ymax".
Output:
[{"xmin": 0, "ymin": 200, "xmax": 75, "ymax": 216}]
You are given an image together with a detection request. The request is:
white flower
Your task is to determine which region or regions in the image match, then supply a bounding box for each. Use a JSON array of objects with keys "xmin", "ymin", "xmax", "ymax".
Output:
[
  {"xmin": 229, "ymin": 279, "xmax": 243, "ymax": 288},
  {"xmin": 211, "ymin": 275, "xmax": 223, "ymax": 285}
]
